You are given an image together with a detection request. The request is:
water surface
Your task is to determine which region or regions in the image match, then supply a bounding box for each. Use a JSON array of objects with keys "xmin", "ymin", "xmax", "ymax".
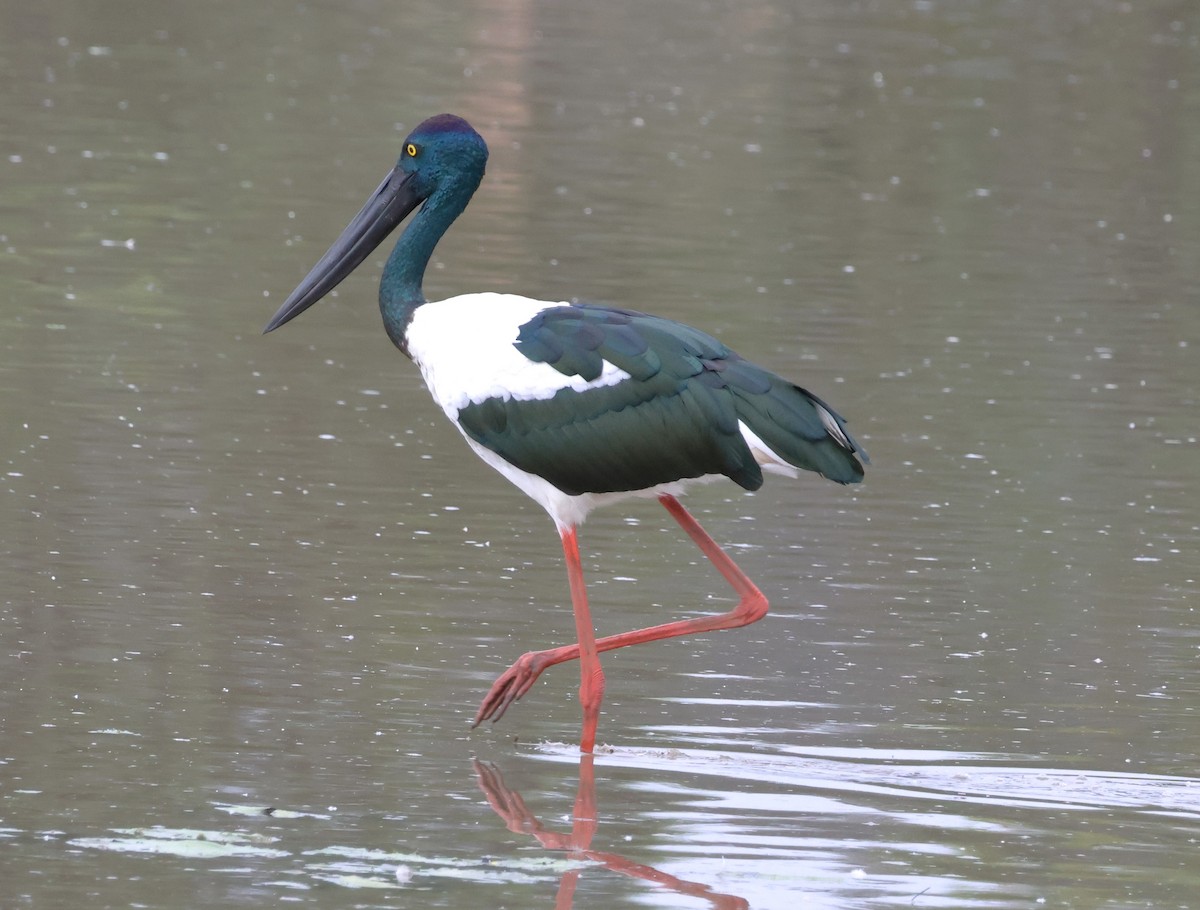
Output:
[{"xmin": 2, "ymin": 1, "xmax": 1198, "ymax": 907}]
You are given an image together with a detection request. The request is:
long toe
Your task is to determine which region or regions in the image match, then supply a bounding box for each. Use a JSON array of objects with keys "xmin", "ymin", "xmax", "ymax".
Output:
[{"xmin": 473, "ymin": 650, "xmax": 558, "ymax": 726}]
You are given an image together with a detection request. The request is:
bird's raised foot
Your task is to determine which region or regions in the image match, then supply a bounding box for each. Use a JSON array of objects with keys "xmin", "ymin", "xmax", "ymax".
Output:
[{"xmin": 472, "ymin": 649, "xmax": 562, "ymax": 727}]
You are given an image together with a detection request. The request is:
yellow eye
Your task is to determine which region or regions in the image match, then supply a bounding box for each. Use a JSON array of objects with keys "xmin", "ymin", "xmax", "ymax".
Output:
[{"xmin": 406, "ymin": 143, "xmax": 419, "ymax": 158}]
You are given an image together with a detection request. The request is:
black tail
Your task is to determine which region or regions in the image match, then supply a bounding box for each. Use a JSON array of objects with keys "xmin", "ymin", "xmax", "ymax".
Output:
[{"xmin": 723, "ymin": 359, "xmax": 867, "ymax": 485}]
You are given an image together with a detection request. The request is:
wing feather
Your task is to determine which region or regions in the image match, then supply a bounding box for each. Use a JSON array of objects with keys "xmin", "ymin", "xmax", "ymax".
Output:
[{"xmin": 455, "ymin": 302, "xmax": 865, "ymax": 494}]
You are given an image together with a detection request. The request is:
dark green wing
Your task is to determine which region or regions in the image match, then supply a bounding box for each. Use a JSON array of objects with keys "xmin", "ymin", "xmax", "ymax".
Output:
[{"xmin": 454, "ymin": 303, "xmax": 864, "ymax": 497}]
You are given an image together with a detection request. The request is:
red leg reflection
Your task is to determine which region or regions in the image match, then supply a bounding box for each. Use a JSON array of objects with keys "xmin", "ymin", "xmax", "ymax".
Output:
[{"xmin": 474, "ymin": 757, "xmax": 747, "ymax": 910}]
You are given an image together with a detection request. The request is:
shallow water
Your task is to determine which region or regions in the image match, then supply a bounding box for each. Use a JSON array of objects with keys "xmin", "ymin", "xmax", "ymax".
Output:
[{"xmin": 3, "ymin": 0, "xmax": 1199, "ymax": 907}]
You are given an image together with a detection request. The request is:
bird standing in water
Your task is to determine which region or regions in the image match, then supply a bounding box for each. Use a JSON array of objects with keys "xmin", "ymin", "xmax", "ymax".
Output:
[{"xmin": 264, "ymin": 114, "xmax": 866, "ymax": 753}]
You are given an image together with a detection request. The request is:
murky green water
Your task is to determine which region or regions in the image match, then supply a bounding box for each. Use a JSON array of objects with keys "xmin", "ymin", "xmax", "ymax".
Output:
[{"xmin": 3, "ymin": 1, "xmax": 1198, "ymax": 907}]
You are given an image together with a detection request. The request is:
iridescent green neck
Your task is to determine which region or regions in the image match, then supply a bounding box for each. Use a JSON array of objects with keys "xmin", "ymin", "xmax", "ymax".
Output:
[{"xmin": 379, "ymin": 179, "xmax": 477, "ymax": 352}]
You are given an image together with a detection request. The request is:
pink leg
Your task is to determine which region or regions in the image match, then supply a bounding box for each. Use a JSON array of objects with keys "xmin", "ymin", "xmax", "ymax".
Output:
[
  {"xmin": 561, "ymin": 525, "xmax": 604, "ymax": 753},
  {"xmin": 473, "ymin": 494, "xmax": 768, "ymax": 738}
]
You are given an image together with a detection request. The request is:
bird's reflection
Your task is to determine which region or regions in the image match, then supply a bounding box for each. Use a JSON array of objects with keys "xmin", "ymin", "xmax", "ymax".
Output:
[{"xmin": 474, "ymin": 756, "xmax": 748, "ymax": 909}]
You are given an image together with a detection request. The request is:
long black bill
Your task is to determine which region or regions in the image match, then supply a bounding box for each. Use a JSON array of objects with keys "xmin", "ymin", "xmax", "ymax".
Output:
[{"xmin": 263, "ymin": 166, "xmax": 423, "ymax": 333}]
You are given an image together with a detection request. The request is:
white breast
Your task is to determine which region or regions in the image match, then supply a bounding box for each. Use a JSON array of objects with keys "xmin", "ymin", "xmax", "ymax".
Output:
[{"xmin": 404, "ymin": 293, "xmax": 632, "ymax": 420}]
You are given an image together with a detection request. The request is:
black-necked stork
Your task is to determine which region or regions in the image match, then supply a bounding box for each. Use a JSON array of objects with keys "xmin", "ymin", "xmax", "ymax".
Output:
[{"xmin": 264, "ymin": 114, "xmax": 867, "ymax": 753}]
